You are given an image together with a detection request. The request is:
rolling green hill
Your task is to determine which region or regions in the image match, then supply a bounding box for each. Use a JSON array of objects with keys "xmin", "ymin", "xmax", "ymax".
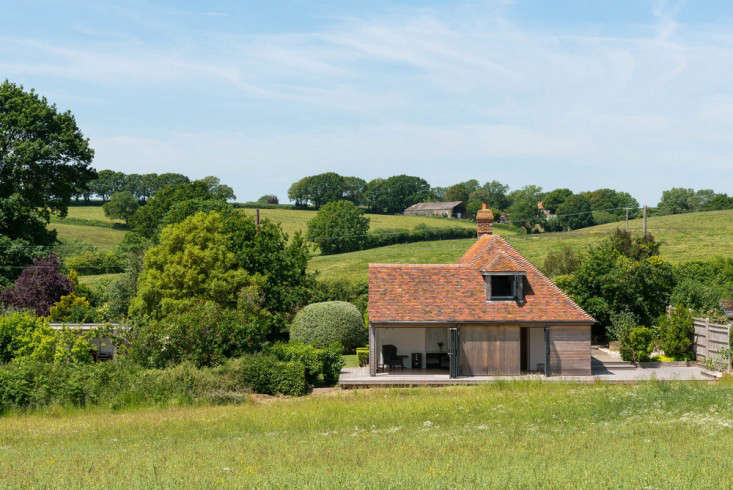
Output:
[
  {"xmin": 309, "ymin": 209, "xmax": 733, "ymax": 282},
  {"xmin": 54, "ymin": 206, "xmax": 733, "ymax": 286}
]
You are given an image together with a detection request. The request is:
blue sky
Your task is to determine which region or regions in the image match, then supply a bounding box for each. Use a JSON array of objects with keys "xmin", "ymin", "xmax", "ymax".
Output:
[{"xmin": 2, "ymin": 0, "xmax": 733, "ymax": 204}]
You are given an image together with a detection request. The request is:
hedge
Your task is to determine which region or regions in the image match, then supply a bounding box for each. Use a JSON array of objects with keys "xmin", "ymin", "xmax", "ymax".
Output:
[
  {"xmin": 0, "ymin": 347, "xmax": 339, "ymax": 413},
  {"xmin": 364, "ymin": 225, "xmax": 475, "ymax": 249},
  {"xmin": 268, "ymin": 342, "xmax": 343, "ymax": 386}
]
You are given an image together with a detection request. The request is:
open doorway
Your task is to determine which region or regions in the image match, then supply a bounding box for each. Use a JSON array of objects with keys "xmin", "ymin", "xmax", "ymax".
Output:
[{"xmin": 520, "ymin": 327, "xmax": 528, "ymax": 372}]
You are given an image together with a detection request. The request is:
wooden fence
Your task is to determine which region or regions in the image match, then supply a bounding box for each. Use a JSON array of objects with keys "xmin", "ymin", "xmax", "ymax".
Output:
[{"xmin": 693, "ymin": 318, "xmax": 731, "ymax": 370}]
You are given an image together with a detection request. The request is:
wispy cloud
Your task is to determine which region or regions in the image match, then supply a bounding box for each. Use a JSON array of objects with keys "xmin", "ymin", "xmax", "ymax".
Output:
[{"xmin": 2, "ymin": 2, "xmax": 732, "ymax": 202}]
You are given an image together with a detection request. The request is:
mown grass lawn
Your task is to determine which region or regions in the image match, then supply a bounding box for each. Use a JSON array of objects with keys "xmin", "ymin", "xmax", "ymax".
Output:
[{"xmin": 1, "ymin": 380, "xmax": 731, "ymax": 488}]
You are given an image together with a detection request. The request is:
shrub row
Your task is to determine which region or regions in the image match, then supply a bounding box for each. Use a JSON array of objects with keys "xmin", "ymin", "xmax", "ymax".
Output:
[
  {"xmin": 0, "ymin": 343, "xmax": 343, "ymax": 413},
  {"xmin": 364, "ymin": 224, "xmax": 475, "ymax": 250}
]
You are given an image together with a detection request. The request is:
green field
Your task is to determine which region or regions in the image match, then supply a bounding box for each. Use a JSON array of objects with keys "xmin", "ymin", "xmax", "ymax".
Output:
[
  {"xmin": 1, "ymin": 381, "xmax": 731, "ymax": 488},
  {"xmin": 53, "ymin": 205, "xmax": 123, "ymax": 224},
  {"xmin": 53, "ymin": 207, "xmax": 733, "ymax": 283},
  {"xmin": 310, "ymin": 210, "xmax": 733, "ymax": 281},
  {"xmin": 50, "ymin": 223, "xmax": 126, "ymax": 252},
  {"xmin": 243, "ymin": 207, "xmax": 477, "ymax": 237}
]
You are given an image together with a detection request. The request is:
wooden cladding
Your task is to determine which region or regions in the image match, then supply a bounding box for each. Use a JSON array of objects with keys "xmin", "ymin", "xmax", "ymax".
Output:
[
  {"xmin": 459, "ymin": 326, "xmax": 520, "ymax": 375},
  {"xmin": 549, "ymin": 326, "xmax": 591, "ymax": 376}
]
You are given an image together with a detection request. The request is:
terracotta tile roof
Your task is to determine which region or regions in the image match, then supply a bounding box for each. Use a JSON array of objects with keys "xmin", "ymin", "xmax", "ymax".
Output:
[
  {"xmin": 368, "ymin": 234, "xmax": 594, "ymax": 324},
  {"xmin": 479, "ymin": 251, "xmax": 525, "ymax": 273}
]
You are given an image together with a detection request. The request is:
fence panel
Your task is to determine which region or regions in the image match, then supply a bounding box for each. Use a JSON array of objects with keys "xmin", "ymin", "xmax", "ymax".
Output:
[{"xmin": 693, "ymin": 318, "xmax": 731, "ymax": 370}]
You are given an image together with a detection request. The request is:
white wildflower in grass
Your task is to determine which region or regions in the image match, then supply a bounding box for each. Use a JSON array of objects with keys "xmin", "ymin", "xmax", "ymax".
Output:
[{"xmin": 423, "ymin": 420, "xmax": 433, "ymax": 428}]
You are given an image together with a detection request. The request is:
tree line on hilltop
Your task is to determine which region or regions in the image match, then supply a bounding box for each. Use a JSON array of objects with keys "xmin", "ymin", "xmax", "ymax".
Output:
[{"xmin": 288, "ymin": 172, "xmax": 733, "ymax": 232}]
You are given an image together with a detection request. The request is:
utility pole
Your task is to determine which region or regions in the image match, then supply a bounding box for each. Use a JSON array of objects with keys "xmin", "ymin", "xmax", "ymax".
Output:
[
  {"xmin": 642, "ymin": 205, "xmax": 648, "ymax": 236},
  {"xmin": 256, "ymin": 208, "xmax": 260, "ymax": 234},
  {"xmin": 625, "ymin": 207, "xmax": 629, "ymax": 231}
]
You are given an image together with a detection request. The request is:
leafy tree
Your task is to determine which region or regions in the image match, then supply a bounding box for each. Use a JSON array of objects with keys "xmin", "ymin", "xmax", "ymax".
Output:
[
  {"xmin": 507, "ymin": 185, "xmax": 545, "ymax": 232},
  {"xmin": 466, "ymin": 181, "xmax": 510, "ymax": 219},
  {"xmin": 257, "ymin": 194, "xmax": 279, "ymax": 204},
  {"xmin": 365, "ymin": 175, "xmax": 431, "ymax": 214},
  {"xmin": 657, "ymin": 306, "xmax": 694, "ymax": 360},
  {"xmin": 128, "ymin": 179, "xmax": 226, "ymax": 239},
  {"xmin": 445, "ymin": 179, "xmax": 480, "ymax": 203},
  {"xmin": 0, "ymin": 235, "xmax": 47, "ymax": 285},
  {"xmin": 0, "ymin": 311, "xmax": 47, "ymax": 363},
  {"xmin": 198, "ymin": 175, "xmax": 235, "ymax": 201},
  {"xmin": 608, "ymin": 229, "xmax": 660, "ymax": 261},
  {"xmin": 542, "ymin": 188, "xmax": 573, "ymax": 214},
  {"xmin": 341, "ymin": 176, "xmax": 367, "ymax": 205},
  {"xmin": 90, "ymin": 170, "xmax": 126, "ymax": 201},
  {"xmin": 307, "ymin": 200, "xmax": 370, "ymax": 254},
  {"xmin": 656, "ymin": 187, "xmax": 696, "ymax": 215},
  {"xmin": 102, "ymin": 250, "xmax": 144, "ymax": 319},
  {"xmin": 155, "ymin": 173, "xmax": 190, "ymax": 192},
  {"xmin": 160, "ymin": 198, "xmax": 231, "ymax": 229},
  {"xmin": 129, "ymin": 210, "xmax": 312, "ymax": 339},
  {"xmin": 0, "ymin": 80, "xmax": 96, "ymax": 223},
  {"xmin": 0, "ymin": 255, "xmax": 73, "ymax": 316},
  {"xmin": 669, "ymin": 279, "xmax": 722, "ymax": 316},
  {"xmin": 481, "ymin": 180, "xmax": 511, "ymax": 210},
  {"xmin": 103, "ymin": 191, "xmax": 139, "ymax": 224},
  {"xmin": 49, "ymin": 293, "xmax": 98, "ymax": 323},
  {"xmin": 556, "ymin": 194, "xmax": 594, "ymax": 230},
  {"xmin": 559, "ymin": 238, "xmax": 676, "ymax": 338},
  {"xmin": 584, "ymin": 188, "xmax": 640, "ymax": 220},
  {"xmin": 700, "ymin": 192, "xmax": 733, "ymax": 211}
]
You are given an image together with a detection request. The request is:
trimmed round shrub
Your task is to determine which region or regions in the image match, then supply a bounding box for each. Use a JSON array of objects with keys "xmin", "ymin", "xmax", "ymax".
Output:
[{"xmin": 290, "ymin": 301, "xmax": 366, "ymax": 353}]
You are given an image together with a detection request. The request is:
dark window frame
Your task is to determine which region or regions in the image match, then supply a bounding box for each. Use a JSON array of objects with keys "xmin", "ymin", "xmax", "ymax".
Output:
[{"xmin": 484, "ymin": 272, "xmax": 525, "ymax": 302}]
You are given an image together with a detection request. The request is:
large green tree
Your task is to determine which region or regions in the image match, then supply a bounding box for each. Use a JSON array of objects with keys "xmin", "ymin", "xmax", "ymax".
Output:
[
  {"xmin": 558, "ymin": 235, "xmax": 675, "ymax": 338},
  {"xmin": 507, "ymin": 185, "xmax": 545, "ymax": 232},
  {"xmin": 365, "ymin": 174, "xmax": 431, "ymax": 214},
  {"xmin": 128, "ymin": 178, "xmax": 230, "ymax": 239},
  {"xmin": 0, "ymin": 81, "xmax": 96, "ymax": 237},
  {"xmin": 542, "ymin": 188, "xmax": 573, "ymax": 214},
  {"xmin": 556, "ymin": 194, "xmax": 594, "ymax": 230},
  {"xmin": 130, "ymin": 210, "xmax": 312, "ymax": 338},
  {"xmin": 307, "ymin": 200, "xmax": 370, "ymax": 254},
  {"xmin": 103, "ymin": 191, "xmax": 139, "ymax": 224},
  {"xmin": 445, "ymin": 179, "xmax": 480, "ymax": 203}
]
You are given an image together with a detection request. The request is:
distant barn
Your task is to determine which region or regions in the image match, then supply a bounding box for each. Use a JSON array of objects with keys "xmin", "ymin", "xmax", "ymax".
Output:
[{"xmin": 403, "ymin": 201, "xmax": 465, "ymax": 218}]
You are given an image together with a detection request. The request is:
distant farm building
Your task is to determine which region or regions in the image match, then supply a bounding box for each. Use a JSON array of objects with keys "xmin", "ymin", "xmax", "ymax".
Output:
[{"xmin": 403, "ymin": 201, "xmax": 466, "ymax": 218}]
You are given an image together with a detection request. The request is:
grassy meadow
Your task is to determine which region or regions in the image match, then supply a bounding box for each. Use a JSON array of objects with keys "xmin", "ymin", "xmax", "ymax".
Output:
[
  {"xmin": 310, "ymin": 209, "xmax": 733, "ymax": 281},
  {"xmin": 242, "ymin": 207, "xmax": 477, "ymax": 237},
  {"xmin": 1, "ymin": 380, "xmax": 731, "ymax": 488},
  {"xmin": 52, "ymin": 206, "xmax": 733, "ymax": 283}
]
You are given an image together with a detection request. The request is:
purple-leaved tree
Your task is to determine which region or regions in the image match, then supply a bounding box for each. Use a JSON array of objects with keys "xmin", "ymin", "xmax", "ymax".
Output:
[{"xmin": 0, "ymin": 255, "xmax": 73, "ymax": 316}]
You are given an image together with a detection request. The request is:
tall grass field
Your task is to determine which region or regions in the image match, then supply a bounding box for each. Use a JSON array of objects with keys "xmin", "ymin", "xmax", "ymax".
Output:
[{"xmin": 0, "ymin": 381, "xmax": 731, "ymax": 487}]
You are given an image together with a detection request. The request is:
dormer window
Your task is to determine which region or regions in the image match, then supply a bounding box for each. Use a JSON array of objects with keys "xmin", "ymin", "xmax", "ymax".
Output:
[{"xmin": 484, "ymin": 272, "xmax": 525, "ymax": 302}]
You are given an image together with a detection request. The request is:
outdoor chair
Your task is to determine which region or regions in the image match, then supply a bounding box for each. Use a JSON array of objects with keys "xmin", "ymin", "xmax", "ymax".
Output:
[{"xmin": 381, "ymin": 344, "xmax": 407, "ymax": 371}]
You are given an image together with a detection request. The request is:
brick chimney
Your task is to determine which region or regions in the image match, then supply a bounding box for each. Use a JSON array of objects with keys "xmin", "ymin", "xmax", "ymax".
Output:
[{"xmin": 476, "ymin": 203, "xmax": 494, "ymax": 237}]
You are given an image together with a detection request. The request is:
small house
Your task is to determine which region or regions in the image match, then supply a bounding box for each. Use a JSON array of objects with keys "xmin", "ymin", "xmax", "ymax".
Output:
[
  {"xmin": 368, "ymin": 205, "xmax": 595, "ymax": 377},
  {"xmin": 403, "ymin": 201, "xmax": 466, "ymax": 218}
]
